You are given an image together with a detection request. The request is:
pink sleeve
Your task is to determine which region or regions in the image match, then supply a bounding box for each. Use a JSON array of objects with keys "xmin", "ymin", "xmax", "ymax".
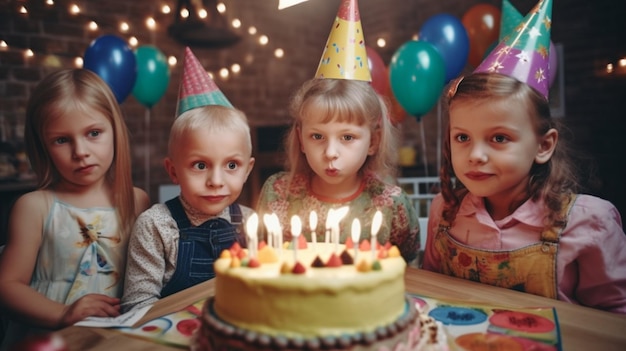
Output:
[
  {"xmin": 560, "ymin": 195, "xmax": 626, "ymax": 314},
  {"xmin": 422, "ymin": 194, "xmax": 444, "ymax": 271}
]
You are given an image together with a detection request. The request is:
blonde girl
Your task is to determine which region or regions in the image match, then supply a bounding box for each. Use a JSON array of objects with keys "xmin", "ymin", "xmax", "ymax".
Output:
[
  {"xmin": 0, "ymin": 69, "xmax": 149, "ymax": 345},
  {"xmin": 257, "ymin": 78, "xmax": 420, "ymax": 263}
]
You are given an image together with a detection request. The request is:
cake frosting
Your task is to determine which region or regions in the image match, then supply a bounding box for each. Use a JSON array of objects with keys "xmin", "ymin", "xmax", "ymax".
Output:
[{"xmin": 192, "ymin": 240, "xmax": 446, "ymax": 351}]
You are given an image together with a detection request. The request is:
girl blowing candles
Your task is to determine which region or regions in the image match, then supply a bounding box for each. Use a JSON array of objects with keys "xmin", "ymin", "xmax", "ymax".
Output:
[
  {"xmin": 0, "ymin": 69, "xmax": 150, "ymax": 347},
  {"xmin": 257, "ymin": 0, "xmax": 419, "ymax": 263},
  {"xmin": 423, "ymin": 0, "xmax": 626, "ymax": 314}
]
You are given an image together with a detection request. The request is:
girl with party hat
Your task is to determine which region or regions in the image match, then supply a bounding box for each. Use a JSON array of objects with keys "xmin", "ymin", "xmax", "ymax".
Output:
[
  {"xmin": 422, "ymin": 0, "xmax": 626, "ymax": 314},
  {"xmin": 256, "ymin": 0, "xmax": 420, "ymax": 264}
]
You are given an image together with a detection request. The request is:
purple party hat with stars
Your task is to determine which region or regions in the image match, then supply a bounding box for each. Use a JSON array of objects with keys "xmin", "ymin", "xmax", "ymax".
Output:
[
  {"xmin": 474, "ymin": 0, "xmax": 553, "ymax": 99},
  {"xmin": 499, "ymin": 0, "xmax": 524, "ymax": 42},
  {"xmin": 176, "ymin": 47, "xmax": 233, "ymax": 117}
]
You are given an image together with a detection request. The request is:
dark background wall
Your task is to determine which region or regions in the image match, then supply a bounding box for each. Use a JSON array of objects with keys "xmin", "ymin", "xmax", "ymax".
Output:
[{"xmin": 1, "ymin": 0, "xmax": 625, "ymax": 223}]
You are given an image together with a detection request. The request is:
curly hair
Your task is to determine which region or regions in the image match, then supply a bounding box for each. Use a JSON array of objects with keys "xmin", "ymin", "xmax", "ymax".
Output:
[{"xmin": 440, "ymin": 73, "xmax": 580, "ymax": 230}]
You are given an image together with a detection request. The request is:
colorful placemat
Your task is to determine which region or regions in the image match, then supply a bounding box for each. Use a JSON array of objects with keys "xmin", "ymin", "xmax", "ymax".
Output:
[
  {"xmin": 410, "ymin": 293, "xmax": 562, "ymax": 351},
  {"xmin": 115, "ymin": 294, "xmax": 561, "ymax": 350},
  {"xmin": 116, "ymin": 299, "xmax": 205, "ymax": 348}
]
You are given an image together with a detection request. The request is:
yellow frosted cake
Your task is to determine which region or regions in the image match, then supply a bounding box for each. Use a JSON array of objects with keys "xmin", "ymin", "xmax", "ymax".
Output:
[{"xmin": 191, "ymin": 240, "xmax": 430, "ymax": 351}]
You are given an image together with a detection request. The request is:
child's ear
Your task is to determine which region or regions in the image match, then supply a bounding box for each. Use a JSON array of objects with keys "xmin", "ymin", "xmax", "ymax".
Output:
[
  {"xmin": 535, "ymin": 128, "xmax": 558, "ymax": 164},
  {"xmin": 368, "ymin": 128, "xmax": 381, "ymax": 155},
  {"xmin": 163, "ymin": 157, "xmax": 179, "ymax": 184},
  {"xmin": 245, "ymin": 157, "xmax": 256, "ymax": 180}
]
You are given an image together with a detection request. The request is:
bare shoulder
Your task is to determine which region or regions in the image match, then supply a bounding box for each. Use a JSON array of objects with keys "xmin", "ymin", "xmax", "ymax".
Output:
[
  {"xmin": 12, "ymin": 190, "xmax": 51, "ymax": 216},
  {"xmin": 5, "ymin": 190, "xmax": 50, "ymax": 250},
  {"xmin": 1, "ymin": 190, "xmax": 50, "ymax": 283},
  {"xmin": 133, "ymin": 187, "xmax": 151, "ymax": 215}
]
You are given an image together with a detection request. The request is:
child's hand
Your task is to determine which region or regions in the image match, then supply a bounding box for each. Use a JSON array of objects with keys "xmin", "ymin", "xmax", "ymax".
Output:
[{"xmin": 59, "ymin": 294, "xmax": 121, "ymax": 327}]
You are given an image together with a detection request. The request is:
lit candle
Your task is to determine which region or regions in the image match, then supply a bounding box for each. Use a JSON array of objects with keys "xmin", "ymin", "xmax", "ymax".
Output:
[
  {"xmin": 246, "ymin": 213, "xmax": 259, "ymax": 259},
  {"xmin": 290, "ymin": 215, "xmax": 302, "ymax": 262},
  {"xmin": 332, "ymin": 206, "xmax": 349, "ymax": 252},
  {"xmin": 325, "ymin": 208, "xmax": 334, "ymax": 244},
  {"xmin": 371, "ymin": 210, "xmax": 382, "ymax": 260},
  {"xmin": 351, "ymin": 218, "xmax": 361, "ymax": 262},
  {"xmin": 309, "ymin": 211, "xmax": 317, "ymax": 249},
  {"xmin": 263, "ymin": 214, "xmax": 273, "ymax": 248},
  {"xmin": 271, "ymin": 213, "xmax": 283, "ymax": 256}
]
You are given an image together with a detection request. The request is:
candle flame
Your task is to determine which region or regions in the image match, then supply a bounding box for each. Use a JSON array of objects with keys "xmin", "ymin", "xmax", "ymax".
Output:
[
  {"xmin": 263, "ymin": 213, "xmax": 273, "ymax": 234},
  {"xmin": 270, "ymin": 213, "xmax": 282, "ymax": 236},
  {"xmin": 334, "ymin": 206, "xmax": 349, "ymax": 223},
  {"xmin": 246, "ymin": 213, "xmax": 258, "ymax": 238},
  {"xmin": 351, "ymin": 218, "xmax": 361, "ymax": 242},
  {"xmin": 325, "ymin": 208, "xmax": 335, "ymax": 229},
  {"xmin": 371, "ymin": 210, "xmax": 382, "ymax": 237},
  {"xmin": 291, "ymin": 215, "xmax": 302, "ymax": 237},
  {"xmin": 309, "ymin": 211, "xmax": 317, "ymax": 231}
]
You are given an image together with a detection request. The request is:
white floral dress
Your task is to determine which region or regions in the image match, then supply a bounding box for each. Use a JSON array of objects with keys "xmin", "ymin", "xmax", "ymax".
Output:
[{"xmin": 1, "ymin": 194, "xmax": 125, "ymax": 348}]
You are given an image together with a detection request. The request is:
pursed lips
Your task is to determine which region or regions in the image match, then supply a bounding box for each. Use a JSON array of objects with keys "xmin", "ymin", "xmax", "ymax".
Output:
[{"xmin": 325, "ymin": 168, "xmax": 339, "ymax": 176}]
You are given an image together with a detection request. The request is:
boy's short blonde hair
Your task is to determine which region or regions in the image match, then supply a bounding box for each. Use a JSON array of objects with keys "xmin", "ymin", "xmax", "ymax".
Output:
[{"xmin": 168, "ymin": 105, "xmax": 252, "ymax": 157}]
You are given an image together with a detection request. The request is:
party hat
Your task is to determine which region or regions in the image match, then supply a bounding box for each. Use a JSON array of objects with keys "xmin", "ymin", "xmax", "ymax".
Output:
[
  {"xmin": 314, "ymin": 0, "xmax": 371, "ymax": 81},
  {"xmin": 499, "ymin": 0, "xmax": 524, "ymax": 41},
  {"xmin": 176, "ymin": 47, "xmax": 233, "ymax": 117},
  {"xmin": 474, "ymin": 0, "xmax": 553, "ymax": 99}
]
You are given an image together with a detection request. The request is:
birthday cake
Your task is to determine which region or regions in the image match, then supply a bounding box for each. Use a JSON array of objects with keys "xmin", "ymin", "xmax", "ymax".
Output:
[{"xmin": 191, "ymin": 239, "xmax": 443, "ymax": 351}]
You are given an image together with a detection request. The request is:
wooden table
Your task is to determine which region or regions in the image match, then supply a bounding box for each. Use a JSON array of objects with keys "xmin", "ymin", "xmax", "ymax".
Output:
[{"xmin": 58, "ymin": 268, "xmax": 626, "ymax": 350}]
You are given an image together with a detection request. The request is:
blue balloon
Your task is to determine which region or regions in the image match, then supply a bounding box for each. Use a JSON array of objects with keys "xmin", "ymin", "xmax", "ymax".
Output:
[
  {"xmin": 84, "ymin": 35, "xmax": 137, "ymax": 103},
  {"xmin": 419, "ymin": 14, "xmax": 470, "ymax": 83}
]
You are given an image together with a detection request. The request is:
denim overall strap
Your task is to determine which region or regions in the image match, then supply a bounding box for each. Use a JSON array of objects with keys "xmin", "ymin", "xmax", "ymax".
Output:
[{"xmin": 160, "ymin": 198, "xmax": 243, "ymax": 298}]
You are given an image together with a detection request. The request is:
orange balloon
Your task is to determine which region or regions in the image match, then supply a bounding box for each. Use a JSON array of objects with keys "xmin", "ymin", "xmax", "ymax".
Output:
[
  {"xmin": 461, "ymin": 4, "xmax": 501, "ymax": 68},
  {"xmin": 384, "ymin": 66, "xmax": 408, "ymax": 125}
]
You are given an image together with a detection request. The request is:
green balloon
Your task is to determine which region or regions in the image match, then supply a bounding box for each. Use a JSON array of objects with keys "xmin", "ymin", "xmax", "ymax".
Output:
[
  {"xmin": 132, "ymin": 45, "xmax": 170, "ymax": 108},
  {"xmin": 389, "ymin": 40, "xmax": 445, "ymax": 119}
]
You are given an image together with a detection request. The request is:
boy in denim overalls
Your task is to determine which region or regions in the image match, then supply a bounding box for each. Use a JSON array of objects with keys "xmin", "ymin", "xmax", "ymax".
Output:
[{"xmin": 121, "ymin": 47, "xmax": 256, "ymax": 312}]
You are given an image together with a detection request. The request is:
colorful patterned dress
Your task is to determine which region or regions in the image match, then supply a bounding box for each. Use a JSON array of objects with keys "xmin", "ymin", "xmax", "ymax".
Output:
[{"xmin": 256, "ymin": 171, "xmax": 420, "ymax": 263}]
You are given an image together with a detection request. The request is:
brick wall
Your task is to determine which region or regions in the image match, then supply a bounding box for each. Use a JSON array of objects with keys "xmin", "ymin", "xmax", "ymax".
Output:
[{"xmin": 1, "ymin": 0, "xmax": 625, "ymax": 217}]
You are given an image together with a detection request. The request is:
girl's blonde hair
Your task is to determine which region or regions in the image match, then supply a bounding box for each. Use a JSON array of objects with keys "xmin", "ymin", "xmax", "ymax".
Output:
[
  {"xmin": 168, "ymin": 105, "xmax": 252, "ymax": 157},
  {"xmin": 440, "ymin": 73, "xmax": 579, "ymax": 230},
  {"xmin": 24, "ymin": 68, "xmax": 137, "ymax": 235},
  {"xmin": 285, "ymin": 78, "xmax": 398, "ymax": 184}
]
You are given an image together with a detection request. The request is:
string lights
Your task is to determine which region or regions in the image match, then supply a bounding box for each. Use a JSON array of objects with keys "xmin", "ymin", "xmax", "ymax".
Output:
[{"xmin": 1, "ymin": 1, "xmax": 285, "ymax": 78}]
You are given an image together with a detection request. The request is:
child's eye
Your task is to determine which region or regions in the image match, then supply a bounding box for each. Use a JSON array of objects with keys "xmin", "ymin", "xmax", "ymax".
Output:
[
  {"xmin": 311, "ymin": 133, "xmax": 323, "ymax": 140},
  {"xmin": 454, "ymin": 134, "xmax": 469, "ymax": 143},
  {"xmin": 342, "ymin": 135, "xmax": 354, "ymax": 141},
  {"xmin": 492, "ymin": 135, "xmax": 508, "ymax": 143},
  {"xmin": 54, "ymin": 137, "xmax": 69, "ymax": 145},
  {"xmin": 193, "ymin": 162, "xmax": 207, "ymax": 170},
  {"xmin": 227, "ymin": 161, "xmax": 238, "ymax": 170},
  {"xmin": 88, "ymin": 130, "xmax": 101, "ymax": 138}
]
